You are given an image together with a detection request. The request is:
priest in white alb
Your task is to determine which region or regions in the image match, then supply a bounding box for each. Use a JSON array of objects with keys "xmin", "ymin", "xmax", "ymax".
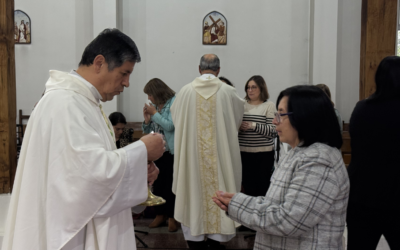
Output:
[
  {"xmin": 2, "ymin": 29, "xmax": 165, "ymax": 250},
  {"xmin": 171, "ymin": 54, "xmax": 245, "ymax": 250}
]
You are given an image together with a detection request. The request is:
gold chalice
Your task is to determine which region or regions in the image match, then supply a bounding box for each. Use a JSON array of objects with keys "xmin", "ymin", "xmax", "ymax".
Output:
[
  {"xmin": 140, "ymin": 186, "xmax": 166, "ymax": 206},
  {"xmin": 139, "ymin": 131, "xmax": 166, "ymax": 206}
]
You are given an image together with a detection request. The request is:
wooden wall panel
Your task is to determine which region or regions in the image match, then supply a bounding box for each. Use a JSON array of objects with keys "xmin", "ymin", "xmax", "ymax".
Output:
[
  {"xmin": 0, "ymin": 0, "xmax": 16, "ymax": 193},
  {"xmin": 360, "ymin": 0, "xmax": 398, "ymax": 100}
]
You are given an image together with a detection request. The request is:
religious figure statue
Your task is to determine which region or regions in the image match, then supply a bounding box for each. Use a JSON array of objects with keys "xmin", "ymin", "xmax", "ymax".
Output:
[
  {"xmin": 14, "ymin": 22, "xmax": 18, "ymax": 42},
  {"xmin": 203, "ymin": 21, "xmax": 211, "ymax": 44},
  {"xmin": 210, "ymin": 24, "xmax": 219, "ymax": 44},
  {"xmin": 203, "ymin": 12, "xmax": 227, "ymax": 45},
  {"xmin": 26, "ymin": 22, "xmax": 31, "ymax": 43},
  {"xmin": 217, "ymin": 21, "xmax": 226, "ymax": 44},
  {"xmin": 18, "ymin": 20, "xmax": 27, "ymax": 43}
]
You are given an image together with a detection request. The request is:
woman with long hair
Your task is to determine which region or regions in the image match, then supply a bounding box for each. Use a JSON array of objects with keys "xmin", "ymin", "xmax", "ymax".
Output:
[
  {"xmin": 239, "ymin": 75, "xmax": 276, "ymax": 198},
  {"xmin": 142, "ymin": 78, "xmax": 178, "ymax": 232},
  {"xmin": 315, "ymin": 83, "xmax": 343, "ymax": 132}
]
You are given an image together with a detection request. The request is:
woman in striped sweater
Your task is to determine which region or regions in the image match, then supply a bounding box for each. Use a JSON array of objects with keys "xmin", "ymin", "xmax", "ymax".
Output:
[{"xmin": 239, "ymin": 75, "xmax": 277, "ymax": 197}]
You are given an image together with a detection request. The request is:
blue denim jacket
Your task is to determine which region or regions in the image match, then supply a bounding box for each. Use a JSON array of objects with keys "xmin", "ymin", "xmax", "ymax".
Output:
[{"xmin": 142, "ymin": 96, "xmax": 175, "ymax": 154}]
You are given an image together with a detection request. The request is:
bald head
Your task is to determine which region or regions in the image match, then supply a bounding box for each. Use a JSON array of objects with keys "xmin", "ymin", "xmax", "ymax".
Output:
[{"xmin": 199, "ymin": 54, "xmax": 220, "ymax": 76}]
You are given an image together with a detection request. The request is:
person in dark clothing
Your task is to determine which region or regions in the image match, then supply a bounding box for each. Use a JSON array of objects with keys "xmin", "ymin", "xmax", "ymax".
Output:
[
  {"xmin": 219, "ymin": 76, "xmax": 234, "ymax": 87},
  {"xmin": 142, "ymin": 78, "xmax": 178, "ymax": 232},
  {"xmin": 109, "ymin": 112, "xmax": 127, "ymax": 149},
  {"xmin": 346, "ymin": 56, "xmax": 400, "ymax": 250}
]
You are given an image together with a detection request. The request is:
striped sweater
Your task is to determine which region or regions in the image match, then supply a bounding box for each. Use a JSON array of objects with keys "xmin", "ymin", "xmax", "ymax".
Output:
[{"xmin": 239, "ymin": 101, "xmax": 277, "ymax": 152}]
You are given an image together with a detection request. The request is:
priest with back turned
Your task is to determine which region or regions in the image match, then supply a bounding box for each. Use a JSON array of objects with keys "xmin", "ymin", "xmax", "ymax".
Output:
[
  {"xmin": 171, "ymin": 54, "xmax": 245, "ymax": 250},
  {"xmin": 2, "ymin": 29, "xmax": 165, "ymax": 250}
]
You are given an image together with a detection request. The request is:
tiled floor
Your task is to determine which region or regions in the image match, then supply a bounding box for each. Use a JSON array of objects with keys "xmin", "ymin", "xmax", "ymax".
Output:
[
  {"xmin": 0, "ymin": 220, "xmax": 391, "ymax": 250},
  {"xmin": 133, "ymin": 218, "xmax": 391, "ymax": 250},
  {"xmin": 134, "ymin": 218, "xmax": 255, "ymax": 249}
]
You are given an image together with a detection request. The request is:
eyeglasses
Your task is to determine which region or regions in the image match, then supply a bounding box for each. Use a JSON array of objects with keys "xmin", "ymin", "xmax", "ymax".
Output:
[
  {"xmin": 274, "ymin": 112, "xmax": 293, "ymax": 124},
  {"xmin": 246, "ymin": 86, "xmax": 258, "ymax": 91}
]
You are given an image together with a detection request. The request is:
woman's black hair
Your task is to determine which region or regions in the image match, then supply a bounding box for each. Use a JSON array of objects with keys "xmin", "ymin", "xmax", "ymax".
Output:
[
  {"xmin": 276, "ymin": 85, "xmax": 342, "ymax": 149},
  {"xmin": 109, "ymin": 112, "xmax": 127, "ymax": 126},
  {"xmin": 219, "ymin": 76, "xmax": 234, "ymax": 87},
  {"xmin": 368, "ymin": 55, "xmax": 400, "ymax": 102}
]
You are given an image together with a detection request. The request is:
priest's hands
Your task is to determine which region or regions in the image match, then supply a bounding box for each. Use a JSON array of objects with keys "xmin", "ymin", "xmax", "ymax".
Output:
[
  {"xmin": 140, "ymin": 133, "xmax": 165, "ymax": 161},
  {"xmin": 147, "ymin": 161, "xmax": 159, "ymax": 186},
  {"xmin": 212, "ymin": 191, "xmax": 235, "ymax": 212}
]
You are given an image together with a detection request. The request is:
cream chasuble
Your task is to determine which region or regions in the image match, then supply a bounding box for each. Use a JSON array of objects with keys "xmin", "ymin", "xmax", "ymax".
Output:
[
  {"xmin": 2, "ymin": 70, "xmax": 148, "ymax": 250},
  {"xmin": 171, "ymin": 76, "xmax": 245, "ymax": 237}
]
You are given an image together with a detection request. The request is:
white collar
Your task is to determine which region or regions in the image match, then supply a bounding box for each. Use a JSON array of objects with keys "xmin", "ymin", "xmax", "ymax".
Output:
[
  {"xmin": 69, "ymin": 70, "xmax": 102, "ymax": 103},
  {"xmin": 199, "ymin": 73, "xmax": 217, "ymax": 80}
]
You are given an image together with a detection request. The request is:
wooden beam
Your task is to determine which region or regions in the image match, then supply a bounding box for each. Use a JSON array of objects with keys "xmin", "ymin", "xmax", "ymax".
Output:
[
  {"xmin": 0, "ymin": 0, "xmax": 17, "ymax": 193},
  {"xmin": 360, "ymin": 0, "xmax": 398, "ymax": 100}
]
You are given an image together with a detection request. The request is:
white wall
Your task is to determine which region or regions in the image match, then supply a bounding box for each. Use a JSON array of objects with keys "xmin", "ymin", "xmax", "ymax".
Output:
[
  {"xmin": 119, "ymin": 0, "xmax": 311, "ymax": 122},
  {"xmin": 93, "ymin": 0, "xmax": 118, "ymax": 114},
  {"xmin": 0, "ymin": 194, "xmax": 11, "ymax": 236},
  {"xmin": 14, "ymin": 0, "xmax": 361, "ymax": 123},
  {"xmin": 15, "ymin": 0, "xmax": 120, "ymax": 121},
  {"xmin": 336, "ymin": 0, "xmax": 362, "ymax": 123},
  {"xmin": 15, "ymin": 0, "xmax": 94, "ymax": 123},
  {"xmin": 311, "ymin": 0, "xmax": 339, "ymax": 102}
]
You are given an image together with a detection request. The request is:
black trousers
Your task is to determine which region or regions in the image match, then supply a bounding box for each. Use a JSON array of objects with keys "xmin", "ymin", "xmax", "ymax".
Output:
[
  {"xmin": 153, "ymin": 151, "xmax": 176, "ymax": 218},
  {"xmin": 347, "ymin": 210, "xmax": 400, "ymax": 250},
  {"xmin": 241, "ymin": 151, "xmax": 275, "ymax": 197}
]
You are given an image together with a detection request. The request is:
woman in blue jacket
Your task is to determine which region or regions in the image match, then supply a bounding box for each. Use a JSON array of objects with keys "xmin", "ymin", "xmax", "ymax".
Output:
[{"xmin": 142, "ymin": 78, "xmax": 178, "ymax": 232}]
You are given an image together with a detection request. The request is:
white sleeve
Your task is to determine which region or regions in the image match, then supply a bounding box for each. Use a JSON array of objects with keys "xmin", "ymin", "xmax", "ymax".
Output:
[
  {"xmin": 131, "ymin": 205, "xmax": 146, "ymax": 214},
  {"xmin": 94, "ymin": 140, "xmax": 148, "ymax": 218}
]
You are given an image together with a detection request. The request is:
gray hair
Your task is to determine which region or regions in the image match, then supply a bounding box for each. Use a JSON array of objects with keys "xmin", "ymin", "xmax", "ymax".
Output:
[{"xmin": 199, "ymin": 54, "xmax": 220, "ymax": 71}]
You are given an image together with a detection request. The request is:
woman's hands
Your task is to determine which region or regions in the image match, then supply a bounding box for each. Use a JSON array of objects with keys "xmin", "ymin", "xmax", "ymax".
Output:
[
  {"xmin": 143, "ymin": 106, "xmax": 151, "ymax": 124},
  {"xmin": 240, "ymin": 121, "xmax": 252, "ymax": 131},
  {"xmin": 143, "ymin": 103, "xmax": 157, "ymax": 124},
  {"xmin": 212, "ymin": 191, "xmax": 235, "ymax": 212},
  {"xmin": 144, "ymin": 103, "xmax": 157, "ymax": 115}
]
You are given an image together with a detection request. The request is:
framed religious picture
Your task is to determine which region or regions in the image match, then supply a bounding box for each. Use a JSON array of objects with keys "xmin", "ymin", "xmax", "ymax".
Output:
[
  {"xmin": 14, "ymin": 10, "xmax": 31, "ymax": 44},
  {"xmin": 203, "ymin": 11, "xmax": 227, "ymax": 45}
]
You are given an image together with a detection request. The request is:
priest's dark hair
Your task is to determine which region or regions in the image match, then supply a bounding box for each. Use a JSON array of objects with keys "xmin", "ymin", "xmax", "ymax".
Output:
[
  {"xmin": 144, "ymin": 78, "xmax": 175, "ymax": 106},
  {"xmin": 109, "ymin": 112, "xmax": 127, "ymax": 126},
  {"xmin": 79, "ymin": 28, "xmax": 141, "ymax": 71},
  {"xmin": 276, "ymin": 85, "xmax": 342, "ymax": 149},
  {"xmin": 368, "ymin": 55, "xmax": 400, "ymax": 102}
]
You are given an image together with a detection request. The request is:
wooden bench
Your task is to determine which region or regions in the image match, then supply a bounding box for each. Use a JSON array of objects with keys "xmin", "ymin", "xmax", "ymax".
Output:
[
  {"xmin": 17, "ymin": 109, "xmax": 30, "ymax": 145},
  {"xmin": 341, "ymin": 121, "xmax": 351, "ymax": 167},
  {"xmin": 125, "ymin": 122, "xmax": 146, "ymax": 142}
]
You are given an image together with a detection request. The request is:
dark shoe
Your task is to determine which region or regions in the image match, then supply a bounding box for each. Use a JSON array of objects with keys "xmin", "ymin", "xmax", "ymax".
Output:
[
  {"xmin": 186, "ymin": 240, "xmax": 207, "ymax": 250},
  {"xmin": 238, "ymin": 225, "xmax": 255, "ymax": 232},
  {"xmin": 148, "ymin": 214, "xmax": 167, "ymax": 228},
  {"xmin": 168, "ymin": 217, "xmax": 179, "ymax": 232},
  {"xmin": 206, "ymin": 238, "xmax": 226, "ymax": 250}
]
